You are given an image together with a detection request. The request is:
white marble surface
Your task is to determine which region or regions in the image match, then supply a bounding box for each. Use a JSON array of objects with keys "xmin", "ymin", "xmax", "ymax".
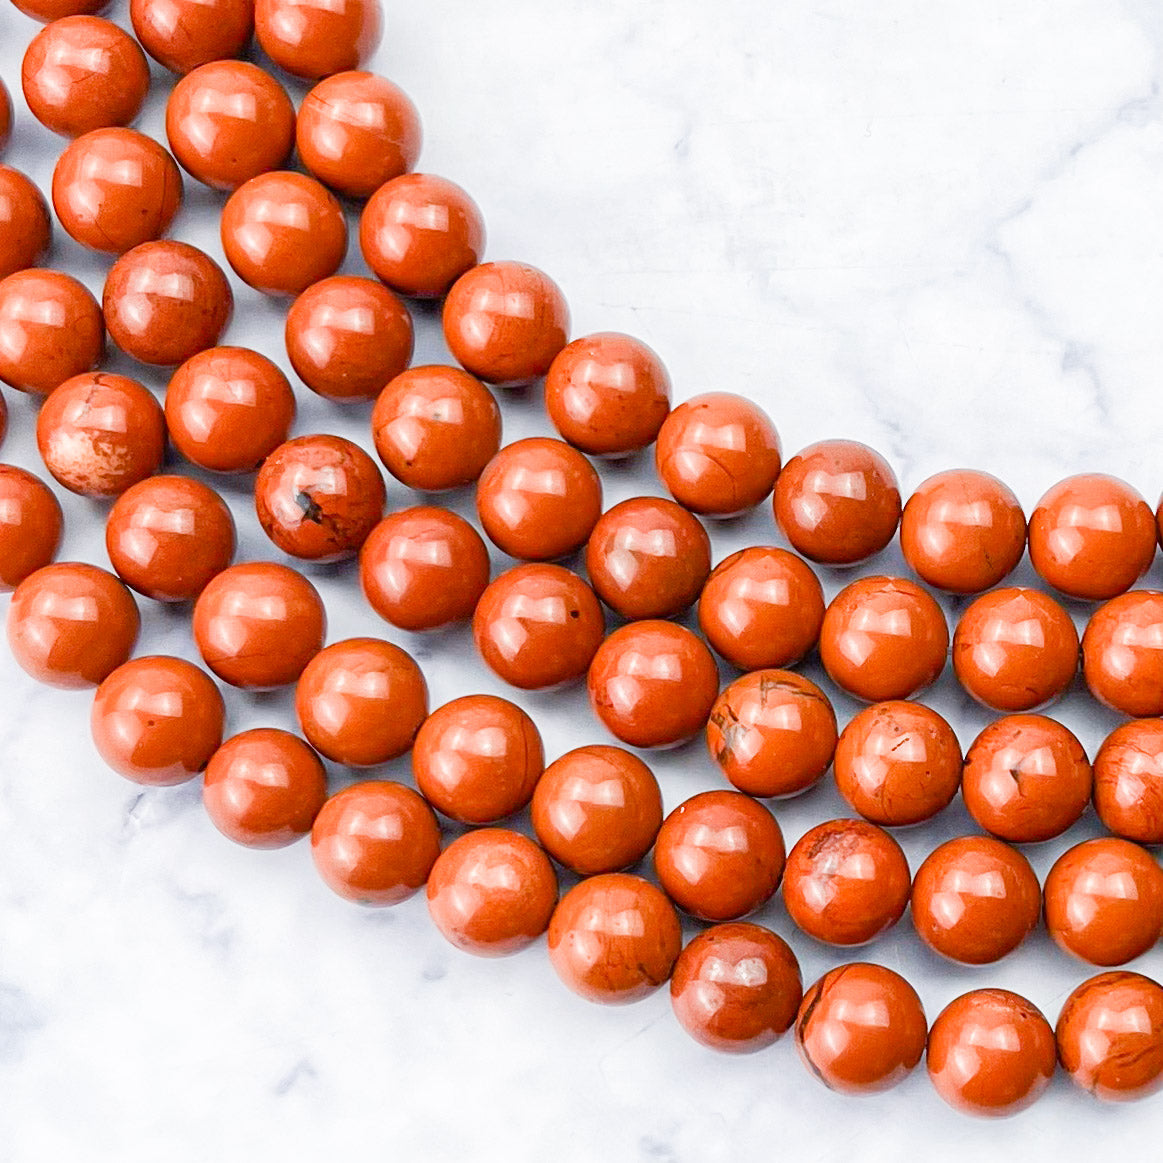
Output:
[{"xmin": 2, "ymin": 0, "xmax": 1163, "ymax": 1158}]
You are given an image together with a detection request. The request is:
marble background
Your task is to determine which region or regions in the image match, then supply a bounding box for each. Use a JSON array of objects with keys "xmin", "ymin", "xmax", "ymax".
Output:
[{"xmin": 2, "ymin": 0, "xmax": 1163, "ymax": 1158}]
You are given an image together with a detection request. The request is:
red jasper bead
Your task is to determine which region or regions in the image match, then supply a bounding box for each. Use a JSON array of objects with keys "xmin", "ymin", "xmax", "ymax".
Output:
[
  {"xmin": 1094, "ymin": 719, "xmax": 1163, "ymax": 844},
  {"xmin": 1083, "ymin": 591, "xmax": 1163, "ymax": 717},
  {"xmin": 0, "ymin": 466, "xmax": 62, "ymax": 591},
  {"xmin": 130, "ymin": 0, "xmax": 254, "ymax": 76},
  {"xmin": 0, "ymin": 166, "xmax": 52, "ymax": 279},
  {"xmin": 254, "ymin": 0, "xmax": 381, "ymax": 80}
]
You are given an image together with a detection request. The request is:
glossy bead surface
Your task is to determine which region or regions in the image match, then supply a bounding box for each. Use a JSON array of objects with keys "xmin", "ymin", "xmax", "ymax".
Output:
[
  {"xmin": 311, "ymin": 780, "xmax": 440, "ymax": 906},
  {"xmin": 202, "ymin": 728, "xmax": 327, "ymax": 848},
  {"xmin": 476, "ymin": 437, "xmax": 601, "ymax": 560},
  {"xmin": 359, "ymin": 173, "xmax": 484, "ymax": 298},
  {"xmin": 0, "ymin": 270, "xmax": 104, "ymax": 396},
  {"xmin": 547, "ymin": 873, "xmax": 682, "ymax": 1005},
  {"xmin": 130, "ymin": 0, "xmax": 254, "ymax": 75},
  {"xmin": 1044, "ymin": 837, "xmax": 1163, "ymax": 966},
  {"xmin": 795, "ymin": 963, "xmax": 927, "ymax": 1094},
  {"xmin": 296, "ymin": 71, "xmax": 420, "ymax": 199},
  {"xmin": 0, "ymin": 466, "xmax": 62, "ymax": 591},
  {"xmin": 655, "ymin": 392, "xmax": 780, "ymax": 517},
  {"xmin": 544, "ymin": 332, "xmax": 671, "ymax": 456},
  {"xmin": 819, "ymin": 576, "xmax": 948, "ymax": 702},
  {"xmin": 833, "ymin": 700, "xmax": 962, "ymax": 826},
  {"xmin": 585, "ymin": 496, "xmax": 710, "ymax": 620},
  {"xmin": 1094, "ymin": 719, "xmax": 1163, "ymax": 844},
  {"xmin": 0, "ymin": 81, "xmax": 10, "ymax": 156},
  {"xmin": 220, "ymin": 171, "xmax": 346, "ymax": 295},
  {"xmin": 782, "ymin": 818, "xmax": 910, "ymax": 946},
  {"xmin": 11, "ymin": 0, "xmax": 109, "ymax": 18},
  {"xmin": 52, "ymin": 129, "xmax": 182, "ymax": 255},
  {"xmin": 7, "ymin": 562, "xmax": 138, "ymax": 688},
  {"xmin": 193, "ymin": 562, "xmax": 325, "ymax": 689},
  {"xmin": 359, "ymin": 507, "xmax": 488, "ymax": 632},
  {"xmin": 294, "ymin": 637, "xmax": 427, "ymax": 767},
  {"xmin": 697, "ymin": 546, "xmax": 824, "ymax": 671},
  {"xmin": 165, "ymin": 60, "xmax": 295, "ymax": 192},
  {"xmin": 900, "ymin": 469, "xmax": 1026, "ymax": 593},
  {"xmin": 1029, "ymin": 473, "xmax": 1155, "ymax": 601},
  {"xmin": 706, "ymin": 669, "xmax": 837, "ymax": 799},
  {"xmin": 911, "ymin": 835, "xmax": 1041, "ymax": 964},
  {"xmin": 1083, "ymin": 591, "xmax": 1163, "ymax": 717},
  {"xmin": 105, "ymin": 475, "xmax": 235, "ymax": 602},
  {"xmin": 588, "ymin": 620, "xmax": 719, "ymax": 749},
  {"xmin": 91, "ymin": 656, "xmax": 224, "ymax": 786},
  {"xmin": 22, "ymin": 16, "xmax": 148, "ymax": 139},
  {"xmin": 254, "ymin": 434, "xmax": 385, "ymax": 562},
  {"xmin": 953, "ymin": 586, "xmax": 1079, "ymax": 712},
  {"xmin": 371, "ymin": 365, "xmax": 500, "ymax": 491},
  {"xmin": 1056, "ymin": 971, "xmax": 1163, "ymax": 1102},
  {"xmin": 531, "ymin": 745, "xmax": 662, "ymax": 876},
  {"xmin": 0, "ymin": 166, "xmax": 52, "ymax": 278},
  {"xmin": 165, "ymin": 346, "xmax": 295, "ymax": 473},
  {"xmin": 254, "ymin": 0, "xmax": 381, "ymax": 80},
  {"xmin": 103, "ymin": 241, "xmax": 232, "ymax": 367},
  {"xmin": 928, "ymin": 990, "xmax": 1056, "ymax": 1117},
  {"xmin": 426, "ymin": 829, "xmax": 557, "ymax": 958},
  {"xmin": 962, "ymin": 714, "xmax": 1092, "ymax": 843},
  {"xmin": 285, "ymin": 275, "xmax": 412, "ymax": 401},
  {"xmin": 473, "ymin": 564, "xmax": 604, "ymax": 690},
  {"xmin": 412, "ymin": 694, "xmax": 543, "ymax": 825},
  {"xmin": 37, "ymin": 372, "xmax": 165, "ymax": 499},
  {"xmin": 654, "ymin": 790, "xmax": 784, "ymax": 921},
  {"xmin": 443, "ymin": 261, "xmax": 569, "ymax": 386},
  {"xmin": 774, "ymin": 439, "xmax": 900, "ymax": 564},
  {"xmin": 671, "ymin": 923, "xmax": 802, "ymax": 1054}
]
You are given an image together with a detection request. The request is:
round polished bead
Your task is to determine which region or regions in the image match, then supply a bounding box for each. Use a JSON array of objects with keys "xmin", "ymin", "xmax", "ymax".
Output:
[
  {"xmin": 655, "ymin": 392, "xmax": 780, "ymax": 517},
  {"xmin": 52, "ymin": 129, "xmax": 182, "ymax": 255},
  {"xmin": 37, "ymin": 372, "xmax": 165, "ymax": 499},
  {"xmin": 795, "ymin": 963, "xmax": 927, "ymax": 1094},
  {"xmin": 254, "ymin": 0, "xmax": 381, "ymax": 80},
  {"xmin": 782, "ymin": 818, "xmax": 910, "ymax": 946},
  {"xmin": 359, "ymin": 507, "xmax": 489, "ymax": 631},
  {"xmin": 0, "ymin": 81, "xmax": 8, "ymax": 156},
  {"xmin": 654, "ymin": 790, "xmax": 784, "ymax": 921},
  {"xmin": 426, "ymin": 829, "xmax": 558, "ymax": 958},
  {"xmin": 1083, "ymin": 591, "xmax": 1163, "ymax": 717},
  {"xmin": 193, "ymin": 562, "xmax": 325, "ymax": 689},
  {"xmin": 311, "ymin": 780, "xmax": 441, "ymax": 906},
  {"xmin": 819, "ymin": 576, "xmax": 948, "ymax": 702},
  {"xmin": 7, "ymin": 562, "xmax": 138, "ymax": 689},
  {"xmin": 443, "ymin": 261, "xmax": 569, "ymax": 386},
  {"xmin": 473, "ymin": 564, "xmax": 605, "ymax": 690},
  {"xmin": 131, "ymin": 0, "xmax": 253, "ymax": 75},
  {"xmin": 1029, "ymin": 473, "xmax": 1155, "ymax": 601},
  {"xmin": 1094, "ymin": 719, "xmax": 1163, "ymax": 844},
  {"xmin": 911, "ymin": 835, "xmax": 1041, "ymax": 964},
  {"xmin": 544, "ymin": 332, "xmax": 671, "ymax": 456},
  {"xmin": 588, "ymin": 620, "xmax": 719, "ymax": 749},
  {"xmin": 371, "ymin": 365, "xmax": 500, "ymax": 491},
  {"xmin": 91, "ymin": 656, "xmax": 224, "ymax": 786},
  {"xmin": 773, "ymin": 439, "xmax": 900, "ymax": 565},
  {"xmin": 254, "ymin": 434, "xmax": 385, "ymax": 562},
  {"xmin": 833, "ymin": 700, "xmax": 962, "ymax": 826},
  {"xmin": 0, "ymin": 466, "xmax": 62, "ymax": 591},
  {"xmin": 953, "ymin": 586, "xmax": 1079, "ymax": 712},
  {"xmin": 165, "ymin": 60, "xmax": 295, "ymax": 191},
  {"xmin": 530, "ymin": 744, "xmax": 662, "ymax": 876},
  {"xmin": 900, "ymin": 469, "xmax": 1026, "ymax": 593},
  {"xmin": 105, "ymin": 475, "xmax": 235, "ymax": 602},
  {"xmin": 203, "ymin": 728, "xmax": 327, "ymax": 848},
  {"xmin": 412, "ymin": 694, "xmax": 543, "ymax": 825},
  {"xmin": 0, "ymin": 165, "xmax": 52, "ymax": 278},
  {"xmin": 584, "ymin": 496, "xmax": 710, "ymax": 620},
  {"xmin": 165, "ymin": 346, "xmax": 295, "ymax": 474},
  {"xmin": 0, "ymin": 270, "xmax": 104, "ymax": 396},
  {"xmin": 962, "ymin": 714, "xmax": 1092, "ymax": 843},
  {"xmin": 294, "ymin": 637, "xmax": 427, "ymax": 767},
  {"xmin": 927, "ymin": 989, "xmax": 1056, "ymax": 1117},
  {"xmin": 671, "ymin": 923, "xmax": 802, "ymax": 1054},
  {"xmin": 359, "ymin": 173, "xmax": 485, "ymax": 298},
  {"xmin": 11, "ymin": 0, "xmax": 109, "ymax": 19},
  {"xmin": 697, "ymin": 546, "xmax": 824, "ymax": 671},
  {"xmin": 476, "ymin": 437, "xmax": 602, "ymax": 561},
  {"xmin": 547, "ymin": 873, "xmax": 682, "ymax": 1005},
  {"xmin": 706, "ymin": 669, "xmax": 837, "ymax": 799},
  {"xmin": 221, "ymin": 172, "xmax": 346, "ymax": 295}
]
